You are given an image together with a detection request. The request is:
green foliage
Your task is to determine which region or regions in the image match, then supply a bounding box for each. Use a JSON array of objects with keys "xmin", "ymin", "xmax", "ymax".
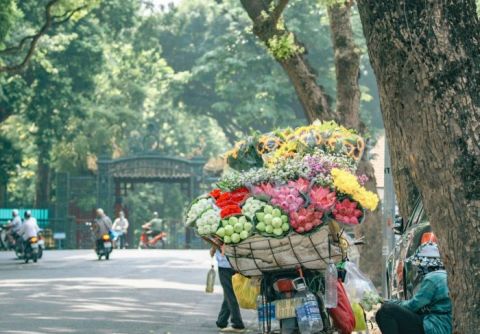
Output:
[
  {"xmin": 0, "ymin": 0, "xmax": 384, "ymax": 224},
  {"xmin": 0, "ymin": 135, "xmax": 21, "ymax": 184},
  {"xmin": 0, "ymin": 0, "xmax": 20, "ymax": 44},
  {"xmin": 267, "ymin": 32, "xmax": 304, "ymax": 60}
]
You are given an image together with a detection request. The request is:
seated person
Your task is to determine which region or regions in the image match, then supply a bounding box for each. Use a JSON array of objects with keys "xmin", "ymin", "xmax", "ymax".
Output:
[{"xmin": 376, "ymin": 242, "xmax": 452, "ymax": 334}]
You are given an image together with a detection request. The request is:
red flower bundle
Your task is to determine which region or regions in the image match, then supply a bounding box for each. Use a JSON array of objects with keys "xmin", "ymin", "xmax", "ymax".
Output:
[
  {"xmin": 214, "ymin": 187, "xmax": 250, "ymax": 208},
  {"xmin": 289, "ymin": 204, "xmax": 323, "ymax": 233},
  {"xmin": 220, "ymin": 204, "xmax": 242, "ymax": 219},
  {"xmin": 310, "ymin": 186, "xmax": 336, "ymax": 212},
  {"xmin": 333, "ymin": 199, "xmax": 363, "ymax": 225},
  {"xmin": 210, "ymin": 189, "xmax": 222, "ymax": 200},
  {"xmin": 212, "ymin": 187, "xmax": 251, "ymax": 218}
]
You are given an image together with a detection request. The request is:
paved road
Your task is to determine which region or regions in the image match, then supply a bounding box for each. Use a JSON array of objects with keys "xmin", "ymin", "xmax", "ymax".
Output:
[{"xmin": 0, "ymin": 250, "xmax": 256, "ymax": 334}]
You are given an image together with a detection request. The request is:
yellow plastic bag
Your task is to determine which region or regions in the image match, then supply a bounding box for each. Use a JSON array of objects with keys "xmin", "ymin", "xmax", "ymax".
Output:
[
  {"xmin": 232, "ymin": 274, "xmax": 260, "ymax": 310},
  {"xmin": 352, "ymin": 302, "xmax": 367, "ymax": 331}
]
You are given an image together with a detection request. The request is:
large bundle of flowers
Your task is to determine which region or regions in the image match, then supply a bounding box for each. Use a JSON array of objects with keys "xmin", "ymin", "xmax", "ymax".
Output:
[{"xmin": 185, "ymin": 121, "xmax": 379, "ymax": 248}]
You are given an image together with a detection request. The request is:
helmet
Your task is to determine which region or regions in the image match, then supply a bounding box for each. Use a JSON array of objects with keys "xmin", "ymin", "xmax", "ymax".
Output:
[
  {"xmin": 96, "ymin": 208, "xmax": 104, "ymax": 216},
  {"xmin": 153, "ymin": 211, "xmax": 158, "ymax": 217},
  {"xmin": 24, "ymin": 210, "xmax": 32, "ymax": 218},
  {"xmin": 12, "ymin": 209, "xmax": 19, "ymax": 216}
]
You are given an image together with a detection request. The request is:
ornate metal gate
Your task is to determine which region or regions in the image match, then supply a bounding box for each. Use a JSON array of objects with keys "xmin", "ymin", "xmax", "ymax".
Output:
[{"xmin": 55, "ymin": 154, "xmax": 206, "ymax": 248}]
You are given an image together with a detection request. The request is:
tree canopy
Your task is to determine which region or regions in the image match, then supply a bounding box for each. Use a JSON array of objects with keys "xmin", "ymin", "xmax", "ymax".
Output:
[{"xmin": 0, "ymin": 0, "xmax": 383, "ymax": 223}]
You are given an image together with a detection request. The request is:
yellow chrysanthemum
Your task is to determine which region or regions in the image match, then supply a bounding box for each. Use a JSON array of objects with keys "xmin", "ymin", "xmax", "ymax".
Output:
[
  {"xmin": 353, "ymin": 189, "xmax": 379, "ymax": 211},
  {"xmin": 331, "ymin": 168, "xmax": 362, "ymax": 195},
  {"xmin": 331, "ymin": 168, "xmax": 379, "ymax": 211}
]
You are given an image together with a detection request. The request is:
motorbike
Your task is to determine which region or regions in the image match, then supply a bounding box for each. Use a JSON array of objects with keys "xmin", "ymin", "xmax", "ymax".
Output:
[
  {"xmin": 0, "ymin": 224, "xmax": 10, "ymax": 250},
  {"xmin": 23, "ymin": 236, "xmax": 41, "ymax": 263},
  {"xmin": 0, "ymin": 224, "xmax": 18, "ymax": 252},
  {"xmin": 259, "ymin": 268, "xmax": 333, "ymax": 334},
  {"xmin": 138, "ymin": 227, "xmax": 167, "ymax": 249},
  {"xmin": 86, "ymin": 222, "xmax": 113, "ymax": 260},
  {"xmin": 15, "ymin": 232, "xmax": 44, "ymax": 260},
  {"xmin": 256, "ymin": 236, "xmax": 365, "ymax": 334},
  {"xmin": 96, "ymin": 233, "xmax": 113, "ymax": 260}
]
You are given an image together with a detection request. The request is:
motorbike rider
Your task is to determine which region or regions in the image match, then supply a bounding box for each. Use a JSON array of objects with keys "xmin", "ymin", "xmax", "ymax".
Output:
[
  {"xmin": 112, "ymin": 211, "xmax": 129, "ymax": 249},
  {"xmin": 18, "ymin": 210, "xmax": 40, "ymax": 247},
  {"xmin": 5, "ymin": 209, "xmax": 22, "ymax": 239},
  {"xmin": 5, "ymin": 209, "xmax": 23, "ymax": 246},
  {"xmin": 141, "ymin": 212, "xmax": 165, "ymax": 248},
  {"xmin": 92, "ymin": 208, "xmax": 113, "ymax": 250},
  {"xmin": 143, "ymin": 212, "xmax": 164, "ymax": 235}
]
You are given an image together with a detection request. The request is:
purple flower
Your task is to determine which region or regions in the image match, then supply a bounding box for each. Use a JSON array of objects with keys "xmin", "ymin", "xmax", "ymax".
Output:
[{"xmin": 357, "ymin": 174, "xmax": 369, "ymax": 186}]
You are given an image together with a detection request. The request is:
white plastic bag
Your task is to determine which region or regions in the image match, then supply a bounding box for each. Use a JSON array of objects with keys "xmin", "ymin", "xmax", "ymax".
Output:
[{"xmin": 343, "ymin": 261, "xmax": 380, "ymax": 311}]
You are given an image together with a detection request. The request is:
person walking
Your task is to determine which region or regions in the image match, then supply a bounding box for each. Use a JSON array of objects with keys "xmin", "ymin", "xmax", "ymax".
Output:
[
  {"xmin": 210, "ymin": 246, "xmax": 245, "ymax": 333},
  {"xmin": 376, "ymin": 242, "xmax": 452, "ymax": 334},
  {"xmin": 112, "ymin": 211, "xmax": 129, "ymax": 249}
]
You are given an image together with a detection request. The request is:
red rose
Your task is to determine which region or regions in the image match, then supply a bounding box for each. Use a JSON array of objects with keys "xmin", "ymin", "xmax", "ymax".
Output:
[
  {"xmin": 210, "ymin": 189, "xmax": 222, "ymax": 199},
  {"xmin": 220, "ymin": 205, "xmax": 242, "ymax": 219}
]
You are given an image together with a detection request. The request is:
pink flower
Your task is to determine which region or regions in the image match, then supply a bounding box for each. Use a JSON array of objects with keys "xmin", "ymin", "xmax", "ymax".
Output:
[
  {"xmin": 288, "ymin": 178, "xmax": 310, "ymax": 193},
  {"xmin": 289, "ymin": 204, "xmax": 324, "ymax": 234},
  {"xmin": 333, "ymin": 199, "xmax": 363, "ymax": 225},
  {"xmin": 252, "ymin": 183, "xmax": 276, "ymax": 197},
  {"xmin": 310, "ymin": 186, "xmax": 337, "ymax": 212}
]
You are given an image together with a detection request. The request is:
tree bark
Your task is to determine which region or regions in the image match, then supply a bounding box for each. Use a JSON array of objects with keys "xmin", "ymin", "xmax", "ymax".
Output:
[
  {"xmin": 35, "ymin": 147, "xmax": 51, "ymax": 208},
  {"xmin": 328, "ymin": 3, "xmax": 361, "ymax": 130},
  {"xmin": 327, "ymin": 2, "xmax": 383, "ymax": 286},
  {"xmin": 0, "ymin": 182, "xmax": 6, "ymax": 206},
  {"xmin": 240, "ymin": 0, "xmax": 336, "ymax": 122},
  {"xmin": 357, "ymin": 1, "xmax": 480, "ymax": 332},
  {"xmin": 356, "ymin": 159, "xmax": 383, "ymax": 287}
]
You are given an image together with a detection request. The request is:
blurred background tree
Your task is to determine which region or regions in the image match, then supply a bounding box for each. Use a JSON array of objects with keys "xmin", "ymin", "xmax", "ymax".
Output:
[{"xmin": 0, "ymin": 0, "xmax": 383, "ymax": 247}]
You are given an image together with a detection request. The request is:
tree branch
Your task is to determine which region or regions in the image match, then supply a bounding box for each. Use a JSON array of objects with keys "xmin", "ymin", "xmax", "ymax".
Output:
[
  {"xmin": 0, "ymin": 0, "xmax": 88, "ymax": 74},
  {"xmin": 271, "ymin": 0, "xmax": 290, "ymax": 25},
  {"xmin": 240, "ymin": 0, "xmax": 336, "ymax": 122}
]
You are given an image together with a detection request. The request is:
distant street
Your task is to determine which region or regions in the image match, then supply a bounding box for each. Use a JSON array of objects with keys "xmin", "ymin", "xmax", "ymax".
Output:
[{"xmin": 0, "ymin": 250, "xmax": 256, "ymax": 334}]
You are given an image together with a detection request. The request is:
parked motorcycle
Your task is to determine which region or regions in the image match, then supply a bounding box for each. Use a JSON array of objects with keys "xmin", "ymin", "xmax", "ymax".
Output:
[
  {"xmin": 23, "ymin": 236, "xmax": 41, "ymax": 263},
  {"xmin": 138, "ymin": 227, "xmax": 167, "ymax": 249},
  {"xmin": 96, "ymin": 233, "xmax": 113, "ymax": 260},
  {"xmin": 259, "ymin": 268, "xmax": 332, "ymax": 334}
]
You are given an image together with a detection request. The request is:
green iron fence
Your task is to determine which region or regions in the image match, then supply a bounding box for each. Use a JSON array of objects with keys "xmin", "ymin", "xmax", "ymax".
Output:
[{"xmin": 0, "ymin": 208, "xmax": 50, "ymax": 228}]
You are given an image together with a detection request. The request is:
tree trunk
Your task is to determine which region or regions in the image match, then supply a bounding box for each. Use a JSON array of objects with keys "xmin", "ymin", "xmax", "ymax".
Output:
[
  {"xmin": 0, "ymin": 182, "xmax": 6, "ymax": 206},
  {"xmin": 328, "ymin": 3, "xmax": 361, "ymax": 130},
  {"xmin": 328, "ymin": 3, "xmax": 383, "ymax": 286},
  {"xmin": 278, "ymin": 55, "xmax": 335, "ymax": 122},
  {"xmin": 35, "ymin": 147, "xmax": 51, "ymax": 208},
  {"xmin": 356, "ymin": 159, "xmax": 383, "ymax": 287},
  {"xmin": 240, "ymin": 0, "xmax": 336, "ymax": 122},
  {"xmin": 357, "ymin": 1, "xmax": 480, "ymax": 332}
]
